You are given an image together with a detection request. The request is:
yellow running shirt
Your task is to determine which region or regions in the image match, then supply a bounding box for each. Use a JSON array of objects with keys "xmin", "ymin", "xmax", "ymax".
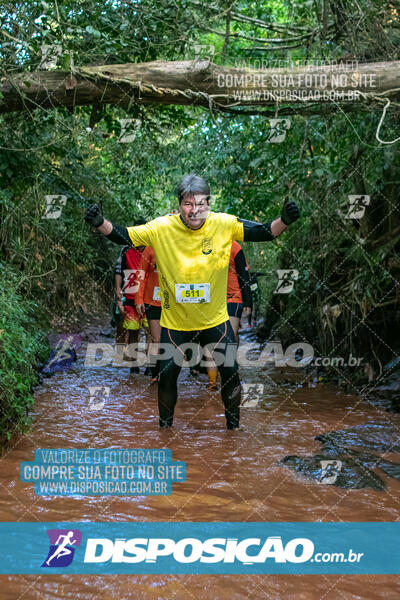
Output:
[{"xmin": 127, "ymin": 212, "xmax": 244, "ymax": 331}]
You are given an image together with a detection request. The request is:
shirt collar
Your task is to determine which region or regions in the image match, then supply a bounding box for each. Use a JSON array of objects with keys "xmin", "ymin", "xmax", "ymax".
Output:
[{"xmin": 179, "ymin": 214, "xmax": 208, "ymax": 231}]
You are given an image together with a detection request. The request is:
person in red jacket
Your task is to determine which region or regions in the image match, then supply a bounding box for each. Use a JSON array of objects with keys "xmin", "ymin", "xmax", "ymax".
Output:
[
  {"xmin": 114, "ymin": 221, "xmax": 147, "ymax": 372},
  {"xmin": 135, "ymin": 246, "xmax": 162, "ymax": 383}
]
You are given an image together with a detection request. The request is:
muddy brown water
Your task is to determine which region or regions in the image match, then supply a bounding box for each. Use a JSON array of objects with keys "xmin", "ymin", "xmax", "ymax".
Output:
[{"xmin": 1, "ymin": 321, "xmax": 400, "ymax": 598}]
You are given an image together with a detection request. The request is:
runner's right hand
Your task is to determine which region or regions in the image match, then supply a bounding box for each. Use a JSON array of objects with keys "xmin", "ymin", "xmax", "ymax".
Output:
[{"xmin": 84, "ymin": 204, "xmax": 104, "ymax": 227}]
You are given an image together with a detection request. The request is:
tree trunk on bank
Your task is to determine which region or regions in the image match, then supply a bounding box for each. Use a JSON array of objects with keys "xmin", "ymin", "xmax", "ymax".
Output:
[{"xmin": 1, "ymin": 59, "xmax": 399, "ymax": 115}]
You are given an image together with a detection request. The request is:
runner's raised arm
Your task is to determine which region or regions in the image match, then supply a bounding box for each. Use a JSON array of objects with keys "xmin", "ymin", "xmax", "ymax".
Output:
[
  {"xmin": 84, "ymin": 198, "xmax": 300, "ymax": 245},
  {"xmin": 239, "ymin": 199, "xmax": 300, "ymax": 241},
  {"xmin": 84, "ymin": 204, "xmax": 131, "ymax": 245}
]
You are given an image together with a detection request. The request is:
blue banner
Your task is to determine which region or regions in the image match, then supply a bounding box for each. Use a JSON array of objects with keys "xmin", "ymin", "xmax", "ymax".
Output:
[
  {"xmin": 0, "ymin": 522, "xmax": 399, "ymax": 574},
  {"xmin": 20, "ymin": 449, "xmax": 186, "ymax": 496}
]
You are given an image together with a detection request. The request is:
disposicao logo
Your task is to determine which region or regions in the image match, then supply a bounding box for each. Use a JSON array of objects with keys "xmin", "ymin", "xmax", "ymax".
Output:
[
  {"xmin": 42, "ymin": 529, "xmax": 82, "ymax": 567},
  {"xmin": 83, "ymin": 536, "xmax": 314, "ymax": 564}
]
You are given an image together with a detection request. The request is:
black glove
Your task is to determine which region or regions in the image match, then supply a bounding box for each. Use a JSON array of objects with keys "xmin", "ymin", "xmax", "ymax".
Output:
[
  {"xmin": 84, "ymin": 204, "xmax": 104, "ymax": 227},
  {"xmin": 281, "ymin": 200, "xmax": 300, "ymax": 226}
]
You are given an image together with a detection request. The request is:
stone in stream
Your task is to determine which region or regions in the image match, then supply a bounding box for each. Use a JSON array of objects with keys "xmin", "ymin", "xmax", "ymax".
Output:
[
  {"xmin": 281, "ymin": 454, "xmax": 386, "ymax": 490},
  {"xmin": 367, "ymin": 360, "xmax": 400, "ymax": 412},
  {"xmin": 376, "ymin": 458, "xmax": 400, "ymax": 480},
  {"xmin": 281, "ymin": 421, "xmax": 400, "ymax": 490},
  {"xmin": 321, "ymin": 445, "xmax": 400, "ymax": 482},
  {"xmin": 315, "ymin": 422, "xmax": 400, "ymax": 453}
]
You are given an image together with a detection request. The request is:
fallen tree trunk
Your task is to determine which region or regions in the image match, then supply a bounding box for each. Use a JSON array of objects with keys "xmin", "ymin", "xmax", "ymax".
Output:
[{"xmin": 1, "ymin": 59, "xmax": 399, "ymax": 115}]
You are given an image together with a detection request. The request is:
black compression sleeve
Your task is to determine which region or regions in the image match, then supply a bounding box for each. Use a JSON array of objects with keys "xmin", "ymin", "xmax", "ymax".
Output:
[
  {"xmin": 106, "ymin": 224, "xmax": 132, "ymax": 245},
  {"xmin": 234, "ymin": 249, "xmax": 252, "ymax": 308},
  {"xmin": 240, "ymin": 218, "xmax": 275, "ymax": 242}
]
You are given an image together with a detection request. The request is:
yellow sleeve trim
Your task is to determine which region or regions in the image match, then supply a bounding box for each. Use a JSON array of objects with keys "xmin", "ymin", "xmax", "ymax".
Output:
[
  {"xmin": 127, "ymin": 223, "xmax": 153, "ymax": 247},
  {"xmin": 234, "ymin": 218, "xmax": 244, "ymax": 242}
]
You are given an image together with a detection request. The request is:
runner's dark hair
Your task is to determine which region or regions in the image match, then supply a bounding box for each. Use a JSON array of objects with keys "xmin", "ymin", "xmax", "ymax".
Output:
[{"xmin": 176, "ymin": 174, "xmax": 210, "ymax": 203}]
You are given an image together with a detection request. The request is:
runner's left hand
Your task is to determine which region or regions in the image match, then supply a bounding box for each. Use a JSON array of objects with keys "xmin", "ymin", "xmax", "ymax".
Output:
[{"xmin": 281, "ymin": 199, "xmax": 300, "ymax": 226}]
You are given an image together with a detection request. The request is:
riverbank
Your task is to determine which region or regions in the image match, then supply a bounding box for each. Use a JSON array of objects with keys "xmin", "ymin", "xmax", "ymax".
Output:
[{"xmin": 0, "ymin": 266, "xmax": 109, "ymax": 445}]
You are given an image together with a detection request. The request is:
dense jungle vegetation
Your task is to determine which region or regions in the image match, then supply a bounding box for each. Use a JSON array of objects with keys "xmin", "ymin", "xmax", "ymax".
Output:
[{"xmin": 0, "ymin": 0, "xmax": 399, "ymax": 438}]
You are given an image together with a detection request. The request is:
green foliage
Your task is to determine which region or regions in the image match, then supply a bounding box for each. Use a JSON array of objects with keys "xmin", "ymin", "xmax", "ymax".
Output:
[
  {"xmin": 0, "ymin": 0, "xmax": 398, "ymax": 442},
  {"xmin": 0, "ymin": 262, "xmax": 49, "ymax": 440}
]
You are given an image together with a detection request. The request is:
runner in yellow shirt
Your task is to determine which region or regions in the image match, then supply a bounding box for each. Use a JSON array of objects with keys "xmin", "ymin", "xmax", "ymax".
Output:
[{"xmin": 84, "ymin": 174, "xmax": 300, "ymax": 429}]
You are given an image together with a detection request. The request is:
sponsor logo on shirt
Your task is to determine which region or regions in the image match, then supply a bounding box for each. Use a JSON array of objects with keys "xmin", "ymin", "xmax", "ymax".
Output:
[
  {"xmin": 161, "ymin": 276, "xmax": 170, "ymax": 309},
  {"xmin": 202, "ymin": 237, "xmax": 213, "ymax": 255}
]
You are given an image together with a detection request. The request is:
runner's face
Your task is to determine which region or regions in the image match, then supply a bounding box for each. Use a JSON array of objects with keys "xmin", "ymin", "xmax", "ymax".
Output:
[{"xmin": 179, "ymin": 193, "xmax": 209, "ymax": 229}]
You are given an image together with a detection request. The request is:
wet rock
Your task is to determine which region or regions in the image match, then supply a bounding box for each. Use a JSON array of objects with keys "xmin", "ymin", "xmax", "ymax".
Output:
[
  {"xmin": 281, "ymin": 421, "xmax": 400, "ymax": 490},
  {"xmin": 281, "ymin": 454, "xmax": 386, "ymax": 490},
  {"xmin": 368, "ymin": 390, "xmax": 400, "ymax": 413},
  {"xmin": 376, "ymin": 458, "xmax": 400, "ymax": 480},
  {"xmin": 328, "ymin": 448, "xmax": 400, "ymax": 482},
  {"xmin": 310, "ymin": 440, "xmax": 374, "ymax": 462},
  {"xmin": 315, "ymin": 422, "xmax": 400, "ymax": 453},
  {"xmin": 348, "ymin": 453, "xmax": 400, "ymax": 481},
  {"xmin": 367, "ymin": 360, "xmax": 400, "ymax": 412}
]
